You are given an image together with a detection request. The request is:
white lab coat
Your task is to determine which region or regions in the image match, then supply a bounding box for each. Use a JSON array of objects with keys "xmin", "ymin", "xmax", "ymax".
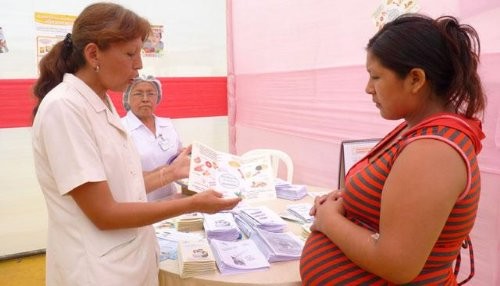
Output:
[{"xmin": 32, "ymin": 74, "xmax": 159, "ymax": 286}]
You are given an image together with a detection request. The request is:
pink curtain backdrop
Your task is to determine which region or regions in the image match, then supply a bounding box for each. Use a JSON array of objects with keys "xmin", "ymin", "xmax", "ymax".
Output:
[{"xmin": 227, "ymin": 0, "xmax": 500, "ymax": 284}]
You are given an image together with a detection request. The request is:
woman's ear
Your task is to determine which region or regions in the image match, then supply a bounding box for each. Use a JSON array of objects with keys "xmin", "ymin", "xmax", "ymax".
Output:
[
  {"xmin": 408, "ymin": 68, "xmax": 426, "ymax": 94},
  {"xmin": 83, "ymin": 42, "xmax": 99, "ymax": 70}
]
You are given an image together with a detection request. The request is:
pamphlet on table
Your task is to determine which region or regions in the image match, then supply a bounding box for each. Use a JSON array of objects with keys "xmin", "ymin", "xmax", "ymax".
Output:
[
  {"xmin": 178, "ymin": 239, "xmax": 217, "ymax": 278},
  {"xmin": 250, "ymin": 228, "xmax": 304, "ymax": 262},
  {"xmin": 209, "ymin": 239, "xmax": 270, "ymax": 275},
  {"xmin": 204, "ymin": 212, "xmax": 241, "ymax": 241}
]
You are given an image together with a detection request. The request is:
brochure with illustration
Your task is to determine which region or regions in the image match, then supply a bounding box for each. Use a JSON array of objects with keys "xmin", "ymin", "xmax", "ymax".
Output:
[
  {"xmin": 250, "ymin": 228, "xmax": 304, "ymax": 262},
  {"xmin": 187, "ymin": 141, "xmax": 276, "ymax": 201},
  {"xmin": 177, "ymin": 239, "xmax": 217, "ymax": 278},
  {"xmin": 209, "ymin": 238, "xmax": 270, "ymax": 275}
]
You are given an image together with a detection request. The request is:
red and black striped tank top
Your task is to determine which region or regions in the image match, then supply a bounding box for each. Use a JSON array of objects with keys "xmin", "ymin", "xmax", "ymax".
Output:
[{"xmin": 300, "ymin": 114, "xmax": 483, "ymax": 285}]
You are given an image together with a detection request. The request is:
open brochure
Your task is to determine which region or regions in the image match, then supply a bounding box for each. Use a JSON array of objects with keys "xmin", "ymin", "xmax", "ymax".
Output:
[{"xmin": 187, "ymin": 141, "xmax": 276, "ymax": 200}]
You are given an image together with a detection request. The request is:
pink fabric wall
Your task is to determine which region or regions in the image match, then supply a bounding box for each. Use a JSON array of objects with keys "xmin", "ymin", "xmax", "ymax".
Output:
[{"xmin": 227, "ymin": 0, "xmax": 500, "ymax": 284}]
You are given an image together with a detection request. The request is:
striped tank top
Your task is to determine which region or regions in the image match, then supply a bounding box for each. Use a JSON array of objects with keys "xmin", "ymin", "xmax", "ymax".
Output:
[{"xmin": 300, "ymin": 114, "xmax": 484, "ymax": 285}]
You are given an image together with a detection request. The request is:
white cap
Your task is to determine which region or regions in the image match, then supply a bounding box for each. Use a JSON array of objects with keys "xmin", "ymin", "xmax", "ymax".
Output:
[{"xmin": 123, "ymin": 75, "xmax": 162, "ymax": 110}]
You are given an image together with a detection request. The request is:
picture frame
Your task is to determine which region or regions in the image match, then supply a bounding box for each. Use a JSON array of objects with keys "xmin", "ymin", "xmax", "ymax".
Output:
[{"xmin": 338, "ymin": 138, "xmax": 381, "ymax": 189}]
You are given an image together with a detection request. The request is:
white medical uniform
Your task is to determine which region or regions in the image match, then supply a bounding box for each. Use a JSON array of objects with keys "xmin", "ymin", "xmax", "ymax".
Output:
[
  {"xmin": 32, "ymin": 74, "xmax": 159, "ymax": 286},
  {"xmin": 121, "ymin": 111, "xmax": 181, "ymax": 201}
]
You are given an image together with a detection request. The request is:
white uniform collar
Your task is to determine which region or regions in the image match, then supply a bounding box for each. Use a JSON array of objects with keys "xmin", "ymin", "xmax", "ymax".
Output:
[
  {"xmin": 63, "ymin": 73, "xmax": 125, "ymax": 133},
  {"xmin": 125, "ymin": 110, "xmax": 152, "ymax": 131}
]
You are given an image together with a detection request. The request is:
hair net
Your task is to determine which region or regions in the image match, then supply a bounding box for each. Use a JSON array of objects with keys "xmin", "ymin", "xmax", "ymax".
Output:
[{"xmin": 123, "ymin": 75, "xmax": 162, "ymax": 111}]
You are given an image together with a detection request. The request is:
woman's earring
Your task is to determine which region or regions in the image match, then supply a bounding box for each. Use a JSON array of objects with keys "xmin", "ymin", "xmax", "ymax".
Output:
[{"xmin": 95, "ymin": 65, "xmax": 100, "ymax": 73}]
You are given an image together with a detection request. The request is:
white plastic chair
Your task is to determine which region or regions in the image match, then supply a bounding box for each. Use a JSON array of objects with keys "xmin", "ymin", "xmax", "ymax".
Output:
[{"xmin": 242, "ymin": 149, "xmax": 294, "ymax": 183}]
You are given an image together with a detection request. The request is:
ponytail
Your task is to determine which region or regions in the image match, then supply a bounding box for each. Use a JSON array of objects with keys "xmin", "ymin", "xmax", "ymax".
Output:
[
  {"xmin": 435, "ymin": 16, "xmax": 485, "ymax": 118},
  {"xmin": 367, "ymin": 14, "xmax": 486, "ymax": 119},
  {"xmin": 31, "ymin": 2, "xmax": 151, "ymax": 119},
  {"xmin": 32, "ymin": 33, "xmax": 82, "ymax": 117}
]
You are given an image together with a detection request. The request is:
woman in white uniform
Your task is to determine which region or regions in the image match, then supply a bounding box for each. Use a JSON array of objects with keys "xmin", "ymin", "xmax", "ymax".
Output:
[
  {"xmin": 121, "ymin": 75, "xmax": 183, "ymax": 201},
  {"xmin": 31, "ymin": 3, "xmax": 241, "ymax": 286}
]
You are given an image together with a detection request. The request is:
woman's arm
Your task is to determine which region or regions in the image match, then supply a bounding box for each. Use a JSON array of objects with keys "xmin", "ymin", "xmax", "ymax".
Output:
[
  {"xmin": 69, "ymin": 143, "xmax": 242, "ymax": 229},
  {"xmin": 70, "ymin": 181, "xmax": 241, "ymax": 230},
  {"xmin": 142, "ymin": 145, "xmax": 191, "ymax": 192},
  {"xmin": 311, "ymin": 139, "xmax": 466, "ymax": 284}
]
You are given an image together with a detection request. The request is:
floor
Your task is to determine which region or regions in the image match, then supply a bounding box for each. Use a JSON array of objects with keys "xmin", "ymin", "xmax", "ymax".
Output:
[{"xmin": 0, "ymin": 254, "xmax": 45, "ymax": 286}]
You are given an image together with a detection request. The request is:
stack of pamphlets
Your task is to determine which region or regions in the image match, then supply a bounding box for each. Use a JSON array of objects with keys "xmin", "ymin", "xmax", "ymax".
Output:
[
  {"xmin": 177, "ymin": 212, "xmax": 204, "ymax": 232},
  {"xmin": 285, "ymin": 203, "xmax": 314, "ymax": 223},
  {"xmin": 203, "ymin": 212, "xmax": 241, "ymax": 241},
  {"xmin": 154, "ymin": 222, "xmax": 204, "ymax": 261},
  {"xmin": 233, "ymin": 213, "xmax": 254, "ymax": 237},
  {"xmin": 274, "ymin": 178, "xmax": 307, "ymax": 200},
  {"xmin": 237, "ymin": 206, "xmax": 287, "ymax": 233},
  {"xmin": 209, "ymin": 238, "xmax": 270, "ymax": 275},
  {"xmin": 155, "ymin": 224, "xmax": 204, "ymax": 242},
  {"xmin": 158, "ymin": 239, "xmax": 179, "ymax": 261},
  {"xmin": 250, "ymin": 228, "xmax": 304, "ymax": 262},
  {"xmin": 178, "ymin": 239, "xmax": 217, "ymax": 278}
]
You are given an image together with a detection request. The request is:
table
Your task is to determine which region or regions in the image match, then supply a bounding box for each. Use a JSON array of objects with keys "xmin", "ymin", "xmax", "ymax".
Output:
[{"xmin": 158, "ymin": 186, "xmax": 330, "ymax": 286}]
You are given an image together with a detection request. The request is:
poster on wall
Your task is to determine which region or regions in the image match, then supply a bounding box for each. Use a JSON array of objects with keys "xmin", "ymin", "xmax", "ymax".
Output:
[
  {"xmin": 142, "ymin": 25, "xmax": 165, "ymax": 57},
  {"xmin": 372, "ymin": 0, "xmax": 421, "ymax": 30},
  {"xmin": 34, "ymin": 12, "xmax": 76, "ymax": 62},
  {"xmin": 0, "ymin": 27, "xmax": 8, "ymax": 53},
  {"xmin": 34, "ymin": 13, "xmax": 164, "ymax": 60}
]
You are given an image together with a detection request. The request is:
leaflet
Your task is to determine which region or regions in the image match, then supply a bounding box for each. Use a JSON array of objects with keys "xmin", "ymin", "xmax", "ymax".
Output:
[
  {"xmin": 209, "ymin": 238, "xmax": 270, "ymax": 275},
  {"xmin": 187, "ymin": 141, "xmax": 276, "ymax": 201}
]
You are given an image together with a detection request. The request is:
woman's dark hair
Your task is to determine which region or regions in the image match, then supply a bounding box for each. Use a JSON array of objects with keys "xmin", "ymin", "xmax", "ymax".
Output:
[
  {"xmin": 32, "ymin": 2, "xmax": 151, "ymax": 117},
  {"xmin": 367, "ymin": 14, "xmax": 485, "ymax": 118}
]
